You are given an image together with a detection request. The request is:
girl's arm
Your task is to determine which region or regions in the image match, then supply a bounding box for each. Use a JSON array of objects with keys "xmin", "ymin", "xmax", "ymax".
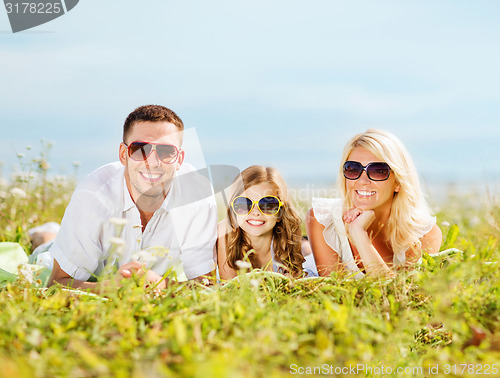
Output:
[
  {"xmin": 344, "ymin": 208, "xmax": 395, "ymax": 278},
  {"xmin": 305, "ymin": 208, "xmax": 342, "ymax": 277},
  {"xmin": 216, "ymin": 221, "xmax": 238, "ymax": 281}
]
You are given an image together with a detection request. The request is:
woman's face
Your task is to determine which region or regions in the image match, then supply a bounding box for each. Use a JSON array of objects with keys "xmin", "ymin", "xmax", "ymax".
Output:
[
  {"xmin": 233, "ymin": 183, "xmax": 280, "ymax": 238},
  {"xmin": 345, "ymin": 147, "xmax": 399, "ymax": 213}
]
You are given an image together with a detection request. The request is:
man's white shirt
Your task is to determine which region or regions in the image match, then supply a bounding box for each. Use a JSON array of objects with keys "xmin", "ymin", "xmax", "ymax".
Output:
[{"xmin": 49, "ymin": 162, "xmax": 217, "ymax": 281}]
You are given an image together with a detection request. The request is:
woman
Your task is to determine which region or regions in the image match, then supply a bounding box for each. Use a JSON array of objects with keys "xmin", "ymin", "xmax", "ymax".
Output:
[
  {"xmin": 217, "ymin": 165, "xmax": 317, "ymax": 280},
  {"xmin": 306, "ymin": 129, "xmax": 442, "ymax": 278}
]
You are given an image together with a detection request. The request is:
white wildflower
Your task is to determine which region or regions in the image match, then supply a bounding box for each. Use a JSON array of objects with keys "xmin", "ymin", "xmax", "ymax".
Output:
[
  {"xmin": 235, "ymin": 260, "xmax": 252, "ymax": 269},
  {"xmin": 109, "ymin": 237, "xmax": 125, "ymax": 246},
  {"xmin": 10, "ymin": 187, "xmax": 27, "ymax": 198},
  {"xmin": 17, "ymin": 153, "xmax": 25, "ymax": 158},
  {"xmin": 441, "ymin": 221, "xmax": 450, "ymax": 227},
  {"xmin": 132, "ymin": 250, "xmax": 157, "ymax": 266},
  {"xmin": 109, "ymin": 217, "xmax": 128, "ymax": 226},
  {"xmin": 18, "ymin": 264, "xmax": 36, "ymax": 284},
  {"xmin": 109, "ymin": 237, "xmax": 125, "ymax": 257},
  {"xmin": 73, "ymin": 161, "xmax": 81, "ymax": 167},
  {"xmin": 148, "ymin": 246, "xmax": 169, "ymax": 258},
  {"xmin": 38, "ymin": 159, "xmax": 50, "ymax": 171},
  {"xmin": 26, "ymin": 329, "xmax": 42, "ymax": 347},
  {"xmin": 26, "ymin": 145, "xmax": 32, "ymax": 150}
]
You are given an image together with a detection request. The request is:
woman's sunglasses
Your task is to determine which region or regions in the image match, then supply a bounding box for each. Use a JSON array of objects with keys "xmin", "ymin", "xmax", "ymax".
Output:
[
  {"xmin": 231, "ymin": 196, "xmax": 283, "ymax": 216},
  {"xmin": 343, "ymin": 161, "xmax": 391, "ymax": 181},
  {"xmin": 125, "ymin": 141, "xmax": 180, "ymax": 164}
]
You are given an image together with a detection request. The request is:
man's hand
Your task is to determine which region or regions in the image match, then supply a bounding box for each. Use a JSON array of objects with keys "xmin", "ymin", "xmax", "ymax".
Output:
[
  {"xmin": 116, "ymin": 261, "xmax": 146, "ymax": 280},
  {"xmin": 115, "ymin": 261, "xmax": 166, "ymax": 290}
]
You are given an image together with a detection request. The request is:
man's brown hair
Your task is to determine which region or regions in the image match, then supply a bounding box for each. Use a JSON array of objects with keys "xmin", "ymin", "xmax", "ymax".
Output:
[{"xmin": 123, "ymin": 105, "xmax": 184, "ymax": 142}]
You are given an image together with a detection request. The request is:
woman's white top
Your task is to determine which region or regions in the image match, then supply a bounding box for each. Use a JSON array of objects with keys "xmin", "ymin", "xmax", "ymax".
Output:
[{"xmin": 311, "ymin": 197, "xmax": 435, "ymax": 279}]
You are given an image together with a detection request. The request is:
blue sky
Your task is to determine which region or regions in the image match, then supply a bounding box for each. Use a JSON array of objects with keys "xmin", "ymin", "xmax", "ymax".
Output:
[{"xmin": 1, "ymin": 1, "xmax": 500, "ymax": 193}]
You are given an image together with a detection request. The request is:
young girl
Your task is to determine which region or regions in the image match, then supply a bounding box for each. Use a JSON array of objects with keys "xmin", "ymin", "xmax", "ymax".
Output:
[
  {"xmin": 306, "ymin": 129, "xmax": 442, "ymax": 278},
  {"xmin": 217, "ymin": 165, "xmax": 317, "ymax": 280}
]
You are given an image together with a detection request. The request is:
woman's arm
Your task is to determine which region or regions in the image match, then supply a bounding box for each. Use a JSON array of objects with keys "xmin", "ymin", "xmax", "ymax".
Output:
[
  {"xmin": 305, "ymin": 208, "xmax": 342, "ymax": 277},
  {"xmin": 405, "ymin": 224, "xmax": 443, "ymax": 265},
  {"xmin": 344, "ymin": 209, "xmax": 395, "ymax": 278},
  {"xmin": 216, "ymin": 221, "xmax": 237, "ymax": 281}
]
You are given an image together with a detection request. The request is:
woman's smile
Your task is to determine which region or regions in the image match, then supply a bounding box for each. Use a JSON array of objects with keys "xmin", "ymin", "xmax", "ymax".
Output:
[
  {"xmin": 346, "ymin": 147, "xmax": 398, "ymax": 213},
  {"xmin": 355, "ymin": 190, "xmax": 376, "ymax": 198}
]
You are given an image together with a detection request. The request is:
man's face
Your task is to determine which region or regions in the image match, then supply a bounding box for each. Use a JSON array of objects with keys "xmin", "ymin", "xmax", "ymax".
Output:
[{"xmin": 119, "ymin": 121, "xmax": 185, "ymax": 204}]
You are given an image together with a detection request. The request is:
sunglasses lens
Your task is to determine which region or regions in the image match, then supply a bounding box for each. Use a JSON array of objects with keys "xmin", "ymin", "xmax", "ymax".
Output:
[
  {"xmin": 232, "ymin": 197, "xmax": 253, "ymax": 215},
  {"xmin": 156, "ymin": 145, "xmax": 178, "ymax": 163},
  {"xmin": 343, "ymin": 161, "xmax": 363, "ymax": 180},
  {"xmin": 128, "ymin": 142, "xmax": 178, "ymax": 163},
  {"xmin": 129, "ymin": 142, "xmax": 152, "ymax": 161},
  {"xmin": 258, "ymin": 196, "xmax": 281, "ymax": 215},
  {"xmin": 367, "ymin": 163, "xmax": 391, "ymax": 181}
]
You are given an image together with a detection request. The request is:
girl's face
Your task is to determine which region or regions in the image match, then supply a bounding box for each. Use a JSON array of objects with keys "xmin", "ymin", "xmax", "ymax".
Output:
[
  {"xmin": 345, "ymin": 147, "xmax": 400, "ymax": 213},
  {"xmin": 233, "ymin": 183, "xmax": 280, "ymax": 238}
]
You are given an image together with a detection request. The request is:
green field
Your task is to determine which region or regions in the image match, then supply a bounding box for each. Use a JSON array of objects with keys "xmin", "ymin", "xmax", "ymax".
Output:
[{"xmin": 0, "ymin": 157, "xmax": 499, "ymax": 377}]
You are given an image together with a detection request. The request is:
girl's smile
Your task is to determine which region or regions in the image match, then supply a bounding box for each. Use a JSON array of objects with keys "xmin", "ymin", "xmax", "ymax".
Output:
[{"xmin": 235, "ymin": 183, "xmax": 279, "ymax": 238}]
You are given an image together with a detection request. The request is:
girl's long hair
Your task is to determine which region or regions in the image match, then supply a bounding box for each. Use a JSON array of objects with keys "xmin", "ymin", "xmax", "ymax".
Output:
[
  {"xmin": 338, "ymin": 129, "xmax": 435, "ymax": 257},
  {"xmin": 224, "ymin": 165, "xmax": 305, "ymax": 277}
]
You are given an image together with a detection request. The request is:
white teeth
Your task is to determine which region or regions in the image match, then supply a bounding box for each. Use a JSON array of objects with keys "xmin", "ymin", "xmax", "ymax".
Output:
[
  {"xmin": 356, "ymin": 190, "xmax": 375, "ymax": 196},
  {"xmin": 247, "ymin": 220, "xmax": 264, "ymax": 226},
  {"xmin": 141, "ymin": 173, "xmax": 161, "ymax": 179}
]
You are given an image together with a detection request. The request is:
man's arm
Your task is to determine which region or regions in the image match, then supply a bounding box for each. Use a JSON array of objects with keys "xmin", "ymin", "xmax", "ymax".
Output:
[
  {"xmin": 47, "ymin": 259, "xmax": 98, "ymax": 290},
  {"xmin": 48, "ymin": 259, "xmax": 167, "ymax": 293}
]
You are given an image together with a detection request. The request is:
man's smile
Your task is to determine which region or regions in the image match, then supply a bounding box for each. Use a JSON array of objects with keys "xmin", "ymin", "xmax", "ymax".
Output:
[{"xmin": 139, "ymin": 171, "xmax": 164, "ymax": 183}]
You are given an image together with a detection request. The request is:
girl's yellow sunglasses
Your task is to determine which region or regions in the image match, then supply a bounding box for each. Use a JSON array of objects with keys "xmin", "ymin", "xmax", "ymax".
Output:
[{"xmin": 231, "ymin": 196, "xmax": 283, "ymax": 216}]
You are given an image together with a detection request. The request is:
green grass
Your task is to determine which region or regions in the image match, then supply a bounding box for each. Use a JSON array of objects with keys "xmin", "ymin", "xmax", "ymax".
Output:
[{"xmin": 0, "ymin": 152, "xmax": 499, "ymax": 377}]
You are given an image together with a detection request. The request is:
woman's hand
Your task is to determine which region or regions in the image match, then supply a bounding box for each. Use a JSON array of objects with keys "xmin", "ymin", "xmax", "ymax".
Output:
[{"xmin": 343, "ymin": 208, "xmax": 375, "ymax": 237}]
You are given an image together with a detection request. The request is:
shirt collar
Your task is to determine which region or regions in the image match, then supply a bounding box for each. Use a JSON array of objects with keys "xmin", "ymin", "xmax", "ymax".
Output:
[
  {"xmin": 160, "ymin": 182, "xmax": 174, "ymax": 212},
  {"xmin": 123, "ymin": 177, "xmax": 135, "ymax": 212}
]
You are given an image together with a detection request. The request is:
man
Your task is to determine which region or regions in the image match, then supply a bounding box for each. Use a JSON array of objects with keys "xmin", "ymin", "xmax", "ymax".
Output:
[{"xmin": 48, "ymin": 105, "xmax": 217, "ymax": 290}]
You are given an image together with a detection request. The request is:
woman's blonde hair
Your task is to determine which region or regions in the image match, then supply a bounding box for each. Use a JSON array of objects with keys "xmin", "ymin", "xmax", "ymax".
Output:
[
  {"xmin": 224, "ymin": 165, "xmax": 305, "ymax": 277},
  {"xmin": 338, "ymin": 129, "xmax": 435, "ymax": 256}
]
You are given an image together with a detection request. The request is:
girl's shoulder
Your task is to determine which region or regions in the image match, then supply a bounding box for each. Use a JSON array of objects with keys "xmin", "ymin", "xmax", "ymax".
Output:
[
  {"xmin": 217, "ymin": 219, "xmax": 227, "ymax": 231},
  {"xmin": 311, "ymin": 197, "xmax": 344, "ymax": 227},
  {"xmin": 217, "ymin": 219, "xmax": 230, "ymax": 240}
]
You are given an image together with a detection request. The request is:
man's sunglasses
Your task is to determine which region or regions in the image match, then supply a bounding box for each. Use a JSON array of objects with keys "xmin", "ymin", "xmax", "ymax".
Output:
[
  {"xmin": 124, "ymin": 141, "xmax": 180, "ymax": 164},
  {"xmin": 343, "ymin": 161, "xmax": 392, "ymax": 181},
  {"xmin": 231, "ymin": 196, "xmax": 283, "ymax": 216}
]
